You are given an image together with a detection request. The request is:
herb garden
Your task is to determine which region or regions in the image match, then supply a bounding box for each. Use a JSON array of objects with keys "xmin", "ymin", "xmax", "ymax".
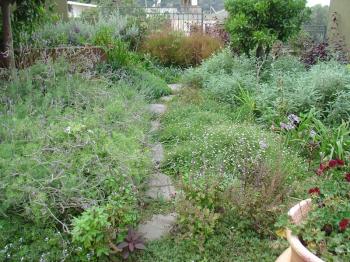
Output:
[{"xmin": 0, "ymin": 0, "xmax": 349, "ymax": 261}]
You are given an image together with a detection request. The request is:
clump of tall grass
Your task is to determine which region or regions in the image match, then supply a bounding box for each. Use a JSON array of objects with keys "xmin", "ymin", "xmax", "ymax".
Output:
[{"xmin": 141, "ymin": 30, "xmax": 223, "ymax": 67}]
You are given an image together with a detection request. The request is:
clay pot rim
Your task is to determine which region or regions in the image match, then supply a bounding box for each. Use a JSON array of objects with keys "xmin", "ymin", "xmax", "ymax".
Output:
[{"xmin": 286, "ymin": 199, "xmax": 325, "ymax": 262}]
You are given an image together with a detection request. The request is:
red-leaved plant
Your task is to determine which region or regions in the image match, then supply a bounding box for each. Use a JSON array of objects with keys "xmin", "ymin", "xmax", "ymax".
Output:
[{"xmin": 116, "ymin": 228, "xmax": 146, "ymax": 259}]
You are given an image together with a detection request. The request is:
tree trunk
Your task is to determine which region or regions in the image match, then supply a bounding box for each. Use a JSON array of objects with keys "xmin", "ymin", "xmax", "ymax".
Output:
[
  {"xmin": 1, "ymin": 0, "xmax": 15, "ymax": 69},
  {"xmin": 256, "ymin": 44, "xmax": 264, "ymax": 59}
]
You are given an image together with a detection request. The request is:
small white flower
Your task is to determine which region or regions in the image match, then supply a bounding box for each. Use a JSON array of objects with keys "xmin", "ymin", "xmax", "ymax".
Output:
[
  {"xmin": 310, "ymin": 129, "xmax": 317, "ymax": 138},
  {"xmin": 64, "ymin": 126, "xmax": 71, "ymax": 134}
]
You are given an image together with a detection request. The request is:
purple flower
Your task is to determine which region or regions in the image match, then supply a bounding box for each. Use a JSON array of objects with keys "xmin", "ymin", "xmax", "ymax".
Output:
[
  {"xmin": 259, "ymin": 140, "xmax": 268, "ymax": 149},
  {"xmin": 280, "ymin": 122, "xmax": 295, "ymax": 131},
  {"xmin": 288, "ymin": 114, "xmax": 300, "ymax": 126}
]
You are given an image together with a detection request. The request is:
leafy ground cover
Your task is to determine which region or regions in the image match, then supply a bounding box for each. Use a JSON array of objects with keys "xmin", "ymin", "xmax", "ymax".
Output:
[{"xmin": 0, "ymin": 55, "xmax": 172, "ymax": 261}]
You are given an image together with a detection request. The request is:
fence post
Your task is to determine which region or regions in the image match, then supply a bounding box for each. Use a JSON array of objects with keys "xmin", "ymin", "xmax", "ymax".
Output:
[{"xmin": 201, "ymin": 8, "xmax": 204, "ymax": 34}]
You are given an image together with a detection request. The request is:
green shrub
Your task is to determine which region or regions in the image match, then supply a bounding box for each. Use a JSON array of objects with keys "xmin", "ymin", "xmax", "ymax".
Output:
[
  {"xmin": 22, "ymin": 12, "xmax": 135, "ymax": 49},
  {"xmin": 225, "ymin": 0, "xmax": 309, "ymax": 57},
  {"xmin": 183, "ymin": 50, "xmax": 350, "ymax": 126},
  {"xmin": 256, "ymin": 61, "xmax": 350, "ymax": 124},
  {"xmin": 176, "ymin": 198, "xmax": 220, "ymax": 247},
  {"xmin": 182, "ymin": 48, "xmax": 255, "ymax": 88},
  {"xmin": 269, "ymin": 55, "xmax": 306, "ymax": 75},
  {"xmin": 141, "ymin": 30, "xmax": 223, "ymax": 67},
  {"xmin": 72, "ymin": 207, "xmax": 111, "ymax": 258},
  {"xmin": 122, "ymin": 67, "xmax": 172, "ymax": 99},
  {"xmin": 164, "ymin": 122, "xmax": 303, "ymax": 183},
  {"xmin": 105, "ymin": 39, "xmax": 137, "ymax": 68},
  {"xmin": 160, "ymin": 93, "xmax": 307, "ymax": 240},
  {"xmin": 141, "ymin": 54, "xmax": 183, "ymax": 83},
  {"xmin": 0, "ymin": 60, "xmax": 151, "ymax": 261},
  {"xmin": 204, "ymin": 72, "xmax": 256, "ymax": 106}
]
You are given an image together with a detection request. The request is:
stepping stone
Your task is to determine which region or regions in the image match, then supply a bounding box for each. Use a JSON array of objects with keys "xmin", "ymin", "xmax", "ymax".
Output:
[
  {"xmin": 146, "ymin": 173, "xmax": 176, "ymax": 201},
  {"xmin": 148, "ymin": 172, "xmax": 173, "ymax": 187},
  {"xmin": 168, "ymin": 84, "xmax": 183, "ymax": 93},
  {"xmin": 138, "ymin": 213, "xmax": 177, "ymax": 241},
  {"xmin": 151, "ymin": 143, "xmax": 164, "ymax": 165},
  {"xmin": 149, "ymin": 104, "xmax": 167, "ymax": 115},
  {"xmin": 150, "ymin": 120, "xmax": 161, "ymax": 132},
  {"xmin": 146, "ymin": 183, "xmax": 176, "ymax": 201},
  {"xmin": 160, "ymin": 95, "xmax": 175, "ymax": 102}
]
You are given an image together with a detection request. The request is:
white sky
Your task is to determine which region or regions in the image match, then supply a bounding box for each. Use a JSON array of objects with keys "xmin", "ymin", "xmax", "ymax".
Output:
[{"xmin": 307, "ymin": 0, "xmax": 330, "ymax": 6}]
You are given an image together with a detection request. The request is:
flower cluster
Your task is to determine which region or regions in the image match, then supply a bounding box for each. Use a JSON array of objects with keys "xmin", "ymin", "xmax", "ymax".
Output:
[
  {"xmin": 302, "ymin": 158, "xmax": 350, "ymax": 259},
  {"xmin": 345, "ymin": 173, "xmax": 350, "ymax": 182},
  {"xmin": 308, "ymin": 187, "xmax": 320, "ymax": 195},
  {"xmin": 316, "ymin": 159, "xmax": 345, "ymax": 175},
  {"xmin": 280, "ymin": 114, "xmax": 300, "ymax": 131},
  {"xmin": 339, "ymin": 218, "xmax": 349, "ymax": 231}
]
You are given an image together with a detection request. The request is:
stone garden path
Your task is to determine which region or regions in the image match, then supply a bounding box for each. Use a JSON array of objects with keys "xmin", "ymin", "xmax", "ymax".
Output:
[{"xmin": 138, "ymin": 84, "xmax": 182, "ymax": 241}]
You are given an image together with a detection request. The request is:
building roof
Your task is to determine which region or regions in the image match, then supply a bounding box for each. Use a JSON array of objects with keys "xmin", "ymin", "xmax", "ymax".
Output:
[
  {"xmin": 204, "ymin": 9, "xmax": 228, "ymax": 21},
  {"xmin": 67, "ymin": 1, "xmax": 98, "ymax": 8}
]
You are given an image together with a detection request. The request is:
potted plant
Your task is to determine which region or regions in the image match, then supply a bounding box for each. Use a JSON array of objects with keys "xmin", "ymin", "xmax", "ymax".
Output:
[{"xmin": 277, "ymin": 159, "xmax": 350, "ymax": 262}]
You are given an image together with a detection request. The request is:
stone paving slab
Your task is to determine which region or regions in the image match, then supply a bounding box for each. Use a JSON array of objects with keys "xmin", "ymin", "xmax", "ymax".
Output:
[
  {"xmin": 149, "ymin": 104, "xmax": 167, "ymax": 115},
  {"xmin": 150, "ymin": 120, "xmax": 161, "ymax": 133},
  {"xmin": 146, "ymin": 184, "xmax": 176, "ymax": 201},
  {"xmin": 151, "ymin": 143, "xmax": 164, "ymax": 165},
  {"xmin": 160, "ymin": 95, "xmax": 175, "ymax": 102},
  {"xmin": 146, "ymin": 172, "xmax": 176, "ymax": 201},
  {"xmin": 168, "ymin": 84, "xmax": 183, "ymax": 92},
  {"xmin": 148, "ymin": 173, "xmax": 173, "ymax": 187},
  {"xmin": 138, "ymin": 213, "xmax": 177, "ymax": 241}
]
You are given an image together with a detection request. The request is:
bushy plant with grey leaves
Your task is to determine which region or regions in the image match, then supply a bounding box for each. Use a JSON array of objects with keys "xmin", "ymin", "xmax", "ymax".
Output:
[
  {"xmin": 20, "ymin": 12, "xmax": 132, "ymax": 48},
  {"xmin": 184, "ymin": 49, "xmax": 350, "ymax": 125}
]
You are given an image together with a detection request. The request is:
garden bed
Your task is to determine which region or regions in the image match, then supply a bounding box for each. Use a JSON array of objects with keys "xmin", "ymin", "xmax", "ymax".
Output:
[{"xmin": 14, "ymin": 46, "xmax": 107, "ymax": 69}]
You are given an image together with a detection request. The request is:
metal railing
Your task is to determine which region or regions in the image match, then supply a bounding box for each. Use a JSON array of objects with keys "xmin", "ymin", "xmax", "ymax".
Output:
[
  {"xmin": 116, "ymin": 6, "xmax": 217, "ymax": 34},
  {"xmin": 303, "ymin": 24, "xmax": 327, "ymax": 42}
]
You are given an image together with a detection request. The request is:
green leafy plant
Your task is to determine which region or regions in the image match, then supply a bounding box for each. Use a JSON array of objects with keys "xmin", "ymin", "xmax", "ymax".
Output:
[
  {"xmin": 176, "ymin": 198, "xmax": 220, "ymax": 248},
  {"xmin": 279, "ymin": 109, "xmax": 350, "ymax": 164},
  {"xmin": 72, "ymin": 207, "xmax": 111, "ymax": 258},
  {"xmin": 225, "ymin": 0, "xmax": 310, "ymax": 57},
  {"xmin": 182, "ymin": 48, "xmax": 255, "ymax": 89},
  {"xmin": 257, "ymin": 61, "xmax": 350, "ymax": 125},
  {"xmin": 141, "ymin": 54, "xmax": 183, "ymax": 83},
  {"xmin": 122, "ymin": 67, "xmax": 172, "ymax": 99}
]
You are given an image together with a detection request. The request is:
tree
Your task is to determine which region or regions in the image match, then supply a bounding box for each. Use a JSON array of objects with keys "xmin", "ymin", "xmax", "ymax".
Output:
[
  {"xmin": 225, "ymin": 0, "xmax": 310, "ymax": 58},
  {"xmin": 1, "ymin": 0, "xmax": 15, "ymax": 68},
  {"xmin": 309, "ymin": 4, "xmax": 329, "ymax": 27},
  {"xmin": 0, "ymin": 0, "xmax": 48, "ymax": 69}
]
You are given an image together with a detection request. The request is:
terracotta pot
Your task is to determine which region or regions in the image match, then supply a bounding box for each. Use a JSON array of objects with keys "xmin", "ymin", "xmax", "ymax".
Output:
[{"xmin": 276, "ymin": 199, "xmax": 325, "ymax": 262}]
